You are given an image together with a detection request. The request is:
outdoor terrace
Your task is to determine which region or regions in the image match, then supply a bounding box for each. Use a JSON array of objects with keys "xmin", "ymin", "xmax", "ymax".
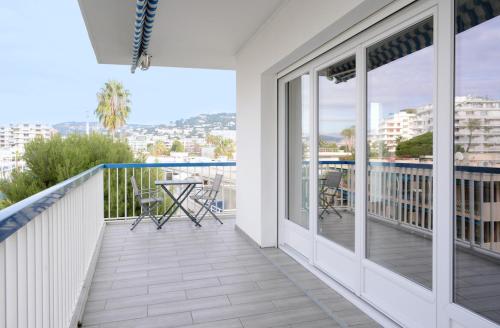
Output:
[
  {"xmin": 80, "ymin": 218, "xmax": 380, "ymax": 328},
  {"xmin": 0, "ymin": 162, "xmax": 384, "ymax": 328},
  {"xmin": 319, "ymin": 210, "xmax": 500, "ymax": 323},
  {"xmin": 2, "ymin": 161, "xmax": 500, "ymax": 327}
]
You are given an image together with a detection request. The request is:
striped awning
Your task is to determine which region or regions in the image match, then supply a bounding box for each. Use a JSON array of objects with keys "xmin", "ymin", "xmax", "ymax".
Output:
[
  {"xmin": 367, "ymin": 17, "xmax": 433, "ymax": 72},
  {"xmin": 323, "ymin": 56, "xmax": 356, "ymax": 84},
  {"xmin": 320, "ymin": 1, "xmax": 500, "ymax": 83},
  {"xmin": 131, "ymin": 0, "xmax": 159, "ymax": 73},
  {"xmin": 325, "ymin": 18, "xmax": 434, "ymax": 82},
  {"xmin": 456, "ymin": 0, "xmax": 500, "ymax": 33}
]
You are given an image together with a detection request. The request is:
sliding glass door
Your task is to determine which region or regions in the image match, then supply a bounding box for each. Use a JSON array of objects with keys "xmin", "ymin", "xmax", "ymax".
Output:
[
  {"xmin": 366, "ymin": 17, "xmax": 435, "ymax": 290},
  {"xmin": 317, "ymin": 55, "xmax": 357, "ymax": 252},
  {"xmin": 278, "ymin": 1, "xmax": 500, "ymax": 326},
  {"xmin": 286, "ymin": 74, "xmax": 310, "ymax": 230},
  {"xmin": 279, "ymin": 71, "xmax": 312, "ymax": 258},
  {"xmin": 454, "ymin": 0, "xmax": 500, "ymax": 325}
]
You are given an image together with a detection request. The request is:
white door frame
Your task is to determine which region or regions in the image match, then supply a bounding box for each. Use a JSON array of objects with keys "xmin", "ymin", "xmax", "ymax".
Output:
[
  {"xmin": 278, "ymin": 66, "xmax": 314, "ymax": 260},
  {"xmin": 277, "ymin": 0, "xmax": 500, "ymax": 327}
]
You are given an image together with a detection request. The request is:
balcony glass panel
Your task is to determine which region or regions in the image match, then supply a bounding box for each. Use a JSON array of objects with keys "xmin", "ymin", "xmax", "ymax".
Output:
[
  {"xmin": 454, "ymin": 0, "xmax": 500, "ymax": 323},
  {"xmin": 366, "ymin": 17, "xmax": 434, "ymax": 289},
  {"xmin": 286, "ymin": 74, "xmax": 310, "ymax": 229},
  {"xmin": 317, "ymin": 55, "xmax": 356, "ymax": 251}
]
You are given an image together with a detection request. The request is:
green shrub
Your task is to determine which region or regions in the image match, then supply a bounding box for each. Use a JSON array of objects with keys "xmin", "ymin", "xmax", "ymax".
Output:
[
  {"xmin": 0, "ymin": 133, "xmax": 135, "ymax": 210},
  {"xmin": 396, "ymin": 132, "xmax": 433, "ymax": 158}
]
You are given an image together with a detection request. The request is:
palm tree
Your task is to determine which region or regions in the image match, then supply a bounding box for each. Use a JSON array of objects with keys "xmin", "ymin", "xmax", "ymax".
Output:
[
  {"xmin": 215, "ymin": 138, "xmax": 235, "ymax": 159},
  {"xmin": 341, "ymin": 126, "xmax": 355, "ymax": 152},
  {"xmin": 465, "ymin": 118, "xmax": 481, "ymax": 153},
  {"xmin": 95, "ymin": 81, "xmax": 131, "ymax": 139}
]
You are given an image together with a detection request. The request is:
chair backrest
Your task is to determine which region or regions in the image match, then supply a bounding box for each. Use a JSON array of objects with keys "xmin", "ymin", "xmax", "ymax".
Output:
[
  {"xmin": 130, "ymin": 176, "xmax": 140, "ymax": 198},
  {"xmin": 325, "ymin": 171, "xmax": 342, "ymax": 189},
  {"xmin": 209, "ymin": 174, "xmax": 223, "ymax": 198}
]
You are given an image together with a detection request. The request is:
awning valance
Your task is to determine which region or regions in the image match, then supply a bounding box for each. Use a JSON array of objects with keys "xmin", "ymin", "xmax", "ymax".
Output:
[
  {"xmin": 367, "ymin": 17, "xmax": 433, "ymax": 72},
  {"xmin": 323, "ymin": 18, "xmax": 434, "ymax": 83},
  {"xmin": 456, "ymin": 0, "xmax": 500, "ymax": 34},
  {"xmin": 131, "ymin": 0, "xmax": 159, "ymax": 73}
]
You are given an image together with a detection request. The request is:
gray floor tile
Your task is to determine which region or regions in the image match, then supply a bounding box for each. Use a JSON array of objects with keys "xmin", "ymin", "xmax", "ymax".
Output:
[
  {"xmin": 100, "ymin": 312, "xmax": 193, "ymax": 328},
  {"xmin": 240, "ymin": 306, "xmax": 329, "ymax": 328},
  {"xmin": 192, "ymin": 301, "xmax": 276, "ymax": 323},
  {"xmin": 177, "ymin": 318, "xmax": 243, "ymax": 328},
  {"xmin": 81, "ymin": 219, "xmax": 383, "ymax": 328},
  {"xmin": 148, "ymin": 295, "xmax": 230, "ymax": 316},
  {"xmin": 105, "ymin": 290, "xmax": 186, "ymax": 310},
  {"xmin": 148, "ymin": 276, "xmax": 221, "ymax": 293},
  {"xmin": 82, "ymin": 306, "xmax": 147, "ymax": 325},
  {"xmin": 186, "ymin": 282, "xmax": 260, "ymax": 299},
  {"xmin": 228, "ymin": 286, "xmax": 304, "ymax": 305}
]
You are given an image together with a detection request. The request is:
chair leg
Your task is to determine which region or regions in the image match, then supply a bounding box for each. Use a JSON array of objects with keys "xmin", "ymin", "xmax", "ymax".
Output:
[
  {"xmin": 207, "ymin": 206, "xmax": 223, "ymax": 224},
  {"xmin": 319, "ymin": 207, "xmax": 327, "ymax": 220},
  {"xmin": 332, "ymin": 206, "xmax": 342, "ymax": 219},
  {"xmin": 148, "ymin": 213, "xmax": 161, "ymax": 228},
  {"xmin": 195, "ymin": 200, "xmax": 211, "ymax": 225},
  {"xmin": 194, "ymin": 199, "xmax": 223, "ymax": 225},
  {"xmin": 131, "ymin": 212, "xmax": 145, "ymax": 230}
]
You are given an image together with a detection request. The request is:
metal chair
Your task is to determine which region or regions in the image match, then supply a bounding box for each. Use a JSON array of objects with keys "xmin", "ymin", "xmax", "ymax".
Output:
[
  {"xmin": 130, "ymin": 176, "xmax": 162, "ymax": 230},
  {"xmin": 319, "ymin": 170, "xmax": 343, "ymax": 219},
  {"xmin": 190, "ymin": 174, "xmax": 224, "ymax": 225}
]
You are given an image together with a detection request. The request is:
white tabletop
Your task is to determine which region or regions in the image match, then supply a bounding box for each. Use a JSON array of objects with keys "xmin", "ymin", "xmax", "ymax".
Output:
[{"xmin": 155, "ymin": 179, "xmax": 202, "ymax": 186}]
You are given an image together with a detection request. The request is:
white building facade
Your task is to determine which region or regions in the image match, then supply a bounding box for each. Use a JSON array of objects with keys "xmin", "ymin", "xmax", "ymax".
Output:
[{"xmin": 0, "ymin": 123, "xmax": 56, "ymax": 150}]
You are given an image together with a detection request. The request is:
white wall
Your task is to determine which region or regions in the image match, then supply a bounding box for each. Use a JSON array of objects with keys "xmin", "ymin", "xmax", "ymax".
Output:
[{"xmin": 235, "ymin": 0, "xmax": 365, "ymax": 246}]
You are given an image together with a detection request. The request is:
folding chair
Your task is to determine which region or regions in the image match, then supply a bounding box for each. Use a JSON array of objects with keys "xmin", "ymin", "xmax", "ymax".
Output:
[
  {"xmin": 319, "ymin": 171, "xmax": 343, "ymax": 219},
  {"xmin": 190, "ymin": 174, "xmax": 224, "ymax": 225},
  {"xmin": 130, "ymin": 175, "xmax": 162, "ymax": 230}
]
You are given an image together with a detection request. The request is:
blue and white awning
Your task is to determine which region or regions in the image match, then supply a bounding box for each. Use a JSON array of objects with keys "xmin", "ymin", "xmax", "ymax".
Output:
[{"xmin": 131, "ymin": 0, "xmax": 159, "ymax": 73}]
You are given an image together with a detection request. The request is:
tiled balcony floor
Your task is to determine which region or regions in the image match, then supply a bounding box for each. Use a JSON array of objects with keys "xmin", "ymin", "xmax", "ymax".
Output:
[
  {"xmin": 81, "ymin": 218, "xmax": 381, "ymax": 328},
  {"xmin": 319, "ymin": 210, "xmax": 500, "ymax": 323}
]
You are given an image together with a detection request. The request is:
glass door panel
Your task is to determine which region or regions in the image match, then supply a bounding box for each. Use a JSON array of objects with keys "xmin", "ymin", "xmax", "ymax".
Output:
[
  {"xmin": 454, "ymin": 0, "xmax": 500, "ymax": 324},
  {"xmin": 366, "ymin": 17, "xmax": 434, "ymax": 289},
  {"xmin": 318, "ymin": 55, "xmax": 357, "ymax": 251},
  {"xmin": 286, "ymin": 74, "xmax": 310, "ymax": 229}
]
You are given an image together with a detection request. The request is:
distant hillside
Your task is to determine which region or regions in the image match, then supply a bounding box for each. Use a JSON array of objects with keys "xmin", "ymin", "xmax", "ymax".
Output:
[
  {"xmin": 174, "ymin": 113, "xmax": 236, "ymax": 129},
  {"xmin": 53, "ymin": 112, "xmax": 236, "ymax": 136}
]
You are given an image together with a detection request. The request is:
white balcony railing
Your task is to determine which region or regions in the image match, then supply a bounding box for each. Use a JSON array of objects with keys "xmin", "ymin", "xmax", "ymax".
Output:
[
  {"xmin": 0, "ymin": 167, "xmax": 104, "ymax": 328},
  {"xmin": 0, "ymin": 161, "xmax": 235, "ymax": 327},
  {"xmin": 102, "ymin": 162, "xmax": 236, "ymax": 221},
  {"xmin": 318, "ymin": 161, "xmax": 500, "ymax": 256}
]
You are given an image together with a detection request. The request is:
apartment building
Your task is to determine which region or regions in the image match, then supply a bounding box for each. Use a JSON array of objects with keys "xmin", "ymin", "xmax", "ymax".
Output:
[
  {"xmin": 454, "ymin": 96, "xmax": 500, "ymax": 156},
  {"xmin": 0, "ymin": 123, "xmax": 56, "ymax": 150},
  {"xmin": 369, "ymin": 109, "xmax": 418, "ymax": 153}
]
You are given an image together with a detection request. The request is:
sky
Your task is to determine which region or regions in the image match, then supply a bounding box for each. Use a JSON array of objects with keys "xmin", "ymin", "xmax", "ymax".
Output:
[
  {"xmin": 316, "ymin": 14, "xmax": 500, "ymax": 137},
  {"xmin": 0, "ymin": 0, "xmax": 236, "ymax": 125}
]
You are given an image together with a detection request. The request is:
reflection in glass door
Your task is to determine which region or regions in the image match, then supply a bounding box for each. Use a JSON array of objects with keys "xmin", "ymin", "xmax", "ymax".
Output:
[
  {"xmin": 366, "ymin": 17, "xmax": 434, "ymax": 289},
  {"xmin": 317, "ymin": 56, "xmax": 357, "ymax": 251},
  {"xmin": 286, "ymin": 74, "xmax": 310, "ymax": 229},
  {"xmin": 454, "ymin": 0, "xmax": 500, "ymax": 324}
]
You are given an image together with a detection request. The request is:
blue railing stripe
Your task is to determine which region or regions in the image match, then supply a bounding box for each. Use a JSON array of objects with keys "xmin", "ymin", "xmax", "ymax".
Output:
[
  {"xmin": 103, "ymin": 162, "xmax": 236, "ymax": 169},
  {"xmin": 0, "ymin": 164, "xmax": 104, "ymax": 242},
  {"xmin": 319, "ymin": 161, "xmax": 500, "ymax": 173}
]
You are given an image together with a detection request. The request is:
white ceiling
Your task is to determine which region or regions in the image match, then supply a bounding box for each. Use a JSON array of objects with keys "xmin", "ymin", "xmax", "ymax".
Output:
[{"xmin": 78, "ymin": 0, "xmax": 285, "ymax": 70}]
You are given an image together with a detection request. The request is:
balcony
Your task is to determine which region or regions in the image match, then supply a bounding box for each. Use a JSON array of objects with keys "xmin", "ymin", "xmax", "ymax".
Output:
[
  {"xmin": 3, "ymin": 161, "xmax": 500, "ymax": 326},
  {"xmin": 0, "ymin": 162, "xmax": 383, "ymax": 328}
]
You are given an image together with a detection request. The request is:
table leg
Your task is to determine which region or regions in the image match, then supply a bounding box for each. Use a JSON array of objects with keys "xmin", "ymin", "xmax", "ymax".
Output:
[
  {"xmin": 157, "ymin": 184, "xmax": 192, "ymax": 223},
  {"xmin": 158, "ymin": 184, "xmax": 201, "ymax": 229}
]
